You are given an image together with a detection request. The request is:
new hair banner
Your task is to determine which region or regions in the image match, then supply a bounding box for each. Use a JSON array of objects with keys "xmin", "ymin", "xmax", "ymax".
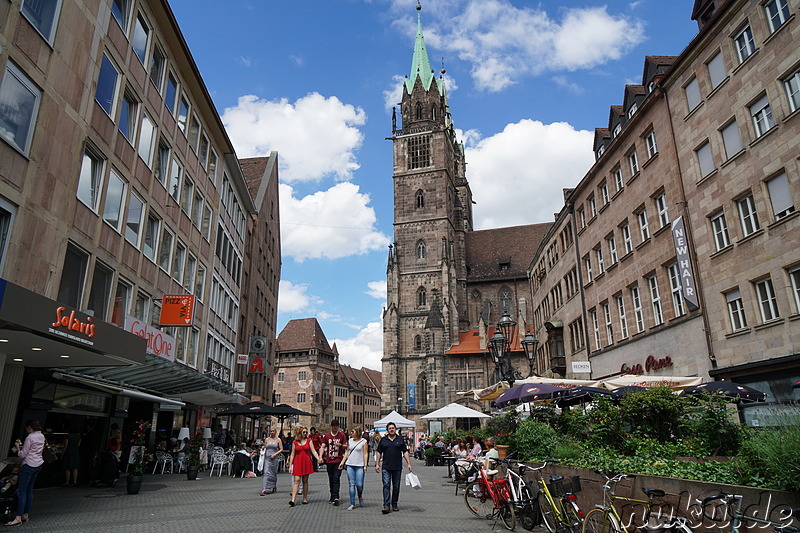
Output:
[{"xmin": 671, "ymin": 216, "xmax": 700, "ymax": 312}]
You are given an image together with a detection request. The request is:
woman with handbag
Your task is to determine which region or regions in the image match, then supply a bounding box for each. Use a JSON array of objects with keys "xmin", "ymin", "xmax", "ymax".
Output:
[
  {"xmin": 338, "ymin": 426, "xmax": 369, "ymax": 510},
  {"xmin": 5, "ymin": 419, "xmax": 45, "ymax": 527}
]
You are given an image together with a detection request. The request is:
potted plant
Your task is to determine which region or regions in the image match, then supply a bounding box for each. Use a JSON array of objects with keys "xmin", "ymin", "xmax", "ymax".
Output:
[
  {"xmin": 423, "ymin": 446, "xmax": 435, "ymax": 466},
  {"xmin": 184, "ymin": 429, "xmax": 204, "ymax": 480},
  {"xmin": 127, "ymin": 420, "xmax": 150, "ymax": 494},
  {"xmin": 493, "ymin": 433, "xmax": 513, "ymax": 459}
]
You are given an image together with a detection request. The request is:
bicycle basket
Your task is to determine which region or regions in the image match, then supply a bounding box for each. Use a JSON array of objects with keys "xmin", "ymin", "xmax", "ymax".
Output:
[{"xmin": 547, "ymin": 475, "xmax": 581, "ymax": 496}]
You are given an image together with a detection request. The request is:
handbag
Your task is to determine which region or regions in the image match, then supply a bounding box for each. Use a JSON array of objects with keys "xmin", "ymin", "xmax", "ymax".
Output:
[
  {"xmin": 42, "ymin": 441, "xmax": 57, "ymax": 464},
  {"xmin": 405, "ymin": 471, "xmax": 421, "ymax": 489}
]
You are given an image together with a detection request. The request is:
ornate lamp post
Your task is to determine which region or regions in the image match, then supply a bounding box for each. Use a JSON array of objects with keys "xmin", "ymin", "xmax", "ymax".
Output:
[
  {"xmin": 521, "ymin": 331, "xmax": 539, "ymax": 378},
  {"xmin": 488, "ymin": 312, "xmax": 539, "ymax": 388}
]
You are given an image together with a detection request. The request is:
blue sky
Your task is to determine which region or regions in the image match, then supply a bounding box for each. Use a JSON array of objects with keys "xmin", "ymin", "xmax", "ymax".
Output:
[{"xmin": 169, "ymin": 0, "xmax": 699, "ymax": 371}]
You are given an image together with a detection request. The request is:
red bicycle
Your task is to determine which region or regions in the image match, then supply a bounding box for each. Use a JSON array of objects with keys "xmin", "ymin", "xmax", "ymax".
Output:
[{"xmin": 464, "ymin": 462, "xmax": 517, "ymax": 530}]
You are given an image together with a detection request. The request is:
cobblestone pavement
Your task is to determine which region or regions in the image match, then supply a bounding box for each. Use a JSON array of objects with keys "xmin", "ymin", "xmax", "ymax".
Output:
[{"xmin": 1, "ymin": 460, "xmax": 527, "ymax": 532}]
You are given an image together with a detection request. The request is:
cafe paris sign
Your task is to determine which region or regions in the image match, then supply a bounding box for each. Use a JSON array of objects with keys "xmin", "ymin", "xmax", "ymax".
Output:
[{"xmin": 621, "ymin": 355, "xmax": 674, "ymax": 375}]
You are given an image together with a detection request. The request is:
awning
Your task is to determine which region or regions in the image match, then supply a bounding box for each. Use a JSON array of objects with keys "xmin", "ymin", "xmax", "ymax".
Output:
[
  {"xmin": 421, "ymin": 403, "xmax": 489, "ymax": 419},
  {"xmin": 53, "ymin": 372, "xmax": 185, "ymax": 406},
  {"xmin": 598, "ymin": 375, "xmax": 702, "ymax": 390},
  {"xmin": 373, "ymin": 410, "xmax": 416, "ymax": 429}
]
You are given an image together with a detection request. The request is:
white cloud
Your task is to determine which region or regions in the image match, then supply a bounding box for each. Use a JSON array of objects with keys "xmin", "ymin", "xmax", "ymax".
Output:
[
  {"xmin": 279, "ymin": 182, "xmax": 390, "ymax": 262},
  {"xmin": 278, "ymin": 280, "xmax": 323, "ymax": 313},
  {"xmin": 464, "ymin": 119, "xmax": 594, "ymax": 229},
  {"xmin": 289, "ymin": 54, "xmax": 304, "ymax": 67},
  {"xmin": 221, "ymin": 93, "xmax": 367, "ymax": 182},
  {"xmin": 366, "ymin": 281, "xmax": 387, "ymax": 300},
  {"xmin": 332, "ymin": 321, "xmax": 383, "ymax": 370},
  {"xmin": 390, "ymin": 1, "xmax": 645, "ymax": 92},
  {"xmin": 551, "ymin": 75, "xmax": 585, "ymax": 95},
  {"xmin": 238, "ymin": 56, "xmax": 252, "ymax": 68}
]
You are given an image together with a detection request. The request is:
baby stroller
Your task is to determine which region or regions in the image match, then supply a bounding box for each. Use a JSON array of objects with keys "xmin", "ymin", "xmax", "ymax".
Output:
[
  {"xmin": 0, "ymin": 466, "xmax": 18, "ymax": 523},
  {"xmin": 90, "ymin": 451, "xmax": 119, "ymax": 487}
]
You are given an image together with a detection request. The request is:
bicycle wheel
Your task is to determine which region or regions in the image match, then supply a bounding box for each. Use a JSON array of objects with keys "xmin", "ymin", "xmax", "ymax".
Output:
[
  {"xmin": 517, "ymin": 482, "xmax": 539, "ymax": 531},
  {"xmin": 464, "ymin": 480, "xmax": 493, "ymax": 519},
  {"xmin": 583, "ymin": 508, "xmax": 622, "ymax": 533},
  {"xmin": 562, "ymin": 499, "xmax": 583, "ymax": 533},
  {"xmin": 499, "ymin": 500, "xmax": 517, "ymax": 531},
  {"xmin": 539, "ymin": 492, "xmax": 558, "ymax": 533}
]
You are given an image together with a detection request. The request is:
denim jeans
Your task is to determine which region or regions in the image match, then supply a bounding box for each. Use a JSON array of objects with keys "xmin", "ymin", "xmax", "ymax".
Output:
[
  {"xmin": 345, "ymin": 465, "xmax": 365, "ymax": 506},
  {"xmin": 381, "ymin": 468, "xmax": 402, "ymax": 509},
  {"xmin": 326, "ymin": 462, "xmax": 342, "ymax": 501},
  {"xmin": 17, "ymin": 464, "xmax": 42, "ymax": 517}
]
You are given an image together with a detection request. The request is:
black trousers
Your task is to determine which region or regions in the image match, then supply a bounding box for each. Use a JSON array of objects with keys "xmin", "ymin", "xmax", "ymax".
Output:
[{"xmin": 326, "ymin": 462, "xmax": 342, "ymax": 501}]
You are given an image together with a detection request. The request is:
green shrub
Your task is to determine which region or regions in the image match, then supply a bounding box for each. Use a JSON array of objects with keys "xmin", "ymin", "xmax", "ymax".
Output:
[
  {"xmin": 485, "ymin": 408, "xmax": 519, "ymax": 440},
  {"xmin": 553, "ymin": 408, "xmax": 590, "ymax": 441},
  {"xmin": 514, "ymin": 418, "xmax": 558, "ymax": 461},
  {"xmin": 736, "ymin": 421, "xmax": 800, "ymax": 492},
  {"xmin": 617, "ymin": 386, "xmax": 686, "ymax": 442},
  {"xmin": 682, "ymin": 394, "xmax": 746, "ymax": 456},
  {"xmin": 586, "ymin": 397, "xmax": 627, "ymax": 449}
]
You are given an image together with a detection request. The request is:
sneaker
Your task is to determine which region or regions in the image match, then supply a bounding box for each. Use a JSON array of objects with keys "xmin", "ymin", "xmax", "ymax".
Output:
[
  {"xmin": 347, "ymin": 505, "xmax": 355, "ymax": 511},
  {"xmin": 392, "ymin": 507, "xmax": 399, "ymax": 512},
  {"xmin": 382, "ymin": 508, "xmax": 390, "ymax": 515},
  {"xmin": 333, "ymin": 498, "xmax": 339, "ymax": 506},
  {"xmin": 260, "ymin": 490, "xmax": 267, "ymax": 496}
]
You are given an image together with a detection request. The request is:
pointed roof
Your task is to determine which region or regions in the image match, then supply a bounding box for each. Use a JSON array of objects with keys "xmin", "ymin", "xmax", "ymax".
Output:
[
  {"xmin": 276, "ymin": 318, "xmax": 334, "ymax": 353},
  {"xmin": 405, "ymin": 6, "xmax": 437, "ymax": 94},
  {"xmin": 425, "ymin": 298, "xmax": 445, "ymax": 329}
]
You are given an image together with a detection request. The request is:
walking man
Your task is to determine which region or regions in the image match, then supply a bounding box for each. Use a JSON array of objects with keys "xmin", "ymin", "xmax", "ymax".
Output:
[
  {"xmin": 375, "ymin": 422, "xmax": 413, "ymax": 514},
  {"xmin": 321, "ymin": 420, "xmax": 347, "ymax": 505}
]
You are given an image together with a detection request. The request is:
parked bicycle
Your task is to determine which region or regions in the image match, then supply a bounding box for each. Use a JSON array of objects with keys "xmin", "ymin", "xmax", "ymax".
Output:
[
  {"xmin": 493, "ymin": 455, "xmax": 540, "ymax": 531},
  {"xmin": 582, "ymin": 470, "xmax": 692, "ymax": 533},
  {"xmin": 699, "ymin": 493, "xmax": 799, "ymax": 533},
  {"xmin": 527, "ymin": 462, "xmax": 583, "ymax": 533},
  {"xmin": 464, "ymin": 461, "xmax": 517, "ymax": 530}
]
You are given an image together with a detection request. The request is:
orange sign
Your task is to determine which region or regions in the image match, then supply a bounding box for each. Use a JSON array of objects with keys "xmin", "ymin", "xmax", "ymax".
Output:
[{"xmin": 160, "ymin": 294, "xmax": 195, "ymax": 326}]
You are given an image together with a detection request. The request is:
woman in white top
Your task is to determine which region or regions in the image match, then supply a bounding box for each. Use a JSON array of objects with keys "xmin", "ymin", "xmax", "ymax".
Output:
[{"xmin": 338, "ymin": 426, "xmax": 369, "ymax": 511}]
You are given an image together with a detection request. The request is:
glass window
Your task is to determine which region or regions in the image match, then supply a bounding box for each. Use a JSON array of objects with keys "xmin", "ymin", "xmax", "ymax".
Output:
[
  {"xmin": 125, "ymin": 192, "xmax": 144, "ymax": 246},
  {"xmin": 628, "ymin": 151, "xmax": 639, "ymax": 175},
  {"xmin": 603, "ymin": 302, "xmax": 613, "ymax": 345},
  {"xmin": 137, "ymin": 112, "xmax": 155, "ymax": 165},
  {"xmin": 164, "ymin": 72, "xmax": 178, "ymax": 114},
  {"xmin": 595, "ymin": 247, "xmax": 604, "ymax": 274},
  {"xmin": 102, "ymin": 170, "xmax": 125, "ymax": 230},
  {"xmin": 0, "ymin": 62, "xmax": 42, "ymax": 154},
  {"xmin": 589, "ymin": 196, "xmax": 596, "ymax": 217},
  {"xmin": 21, "ymin": 0, "xmax": 62, "ymax": 43},
  {"xmin": 112, "ymin": 277, "xmax": 131, "ymax": 326},
  {"xmin": 149, "ymin": 43, "xmax": 165, "ymax": 91},
  {"xmin": 177, "ymin": 96, "xmax": 189, "ymax": 133},
  {"xmin": 172, "ymin": 241, "xmax": 186, "ymax": 281},
  {"xmin": 668, "ymin": 263, "xmax": 686, "ymax": 317},
  {"xmin": 645, "ymin": 131, "xmax": 657, "ymax": 158},
  {"xmin": 737, "ymin": 194, "xmax": 760, "ymax": 237},
  {"xmin": 184, "ymin": 253, "xmax": 197, "ymax": 292},
  {"xmin": 578, "ymin": 208, "xmax": 586, "ymax": 229},
  {"xmin": 199, "ymin": 134, "xmax": 209, "ymax": 167},
  {"xmin": 208, "ymin": 150, "xmax": 218, "ymax": 182},
  {"xmin": 0, "ymin": 198, "xmax": 16, "ymax": 272},
  {"xmin": 192, "ymin": 192, "xmax": 203, "ymax": 227},
  {"xmin": 133, "ymin": 291, "xmax": 150, "ymax": 322},
  {"xmin": 637, "ymin": 209, "xmax": 650, "ymax": 241},
  {"xmin": 622, "ymin": 223, "xmax": 633, "ymax": 254},
  {"xmin": 143, "ymin": 211, "xmax": 160, "ymax": 261},
  {"xmin": 169, "ymin": 157, "xmax": 182, "ymax": 202},
  {"xmin": 655, "ymin": 193, "xmax": 670, "ymax": 228},
  {"xmin": 590, "ymin": 309, "xmax": 600, "ymax": 351},
  {"xmin": 95, "ymin": 54, "xmax": 119, "ymax": 116},
  {"xmin": 734, "ymin": 25, "xmax": 755, "ymax": 63},
  {"xmin": 155, "ymin": 139, "xmax": 170, "ymax": 186},
  {"xmin": 754, "ymin": 278, "xmax": 780, "ymax": 322},
  {"xmin": 584, "ymin": 255, "xmax": 592, "ymax": 283},
  {"xmin": 631, "ymin": 286, "xmax": 645, "ymax": 333},
  {"xmin": 118, "ymin": 90, "xmax": 136, "ymax": 141},
  {"xmin": 788, "ymin": 266, "xmax": 800, "ymax": 314},
  {"xmin": 181, "ymin": 176, "xmax": 194, "ymax": 214},
  {"xmin": 749, "ymin": 95, "xmax": 774, "ymax": 138},
  {"xmin": 696, "ymin": 142, "xmax": 715, "ymax": 177},
  {"xmin": 710, "ymin": 211, "xmax": 731, "ymax": 251},
  {"xmin": 720, "ymin": 121, "xmax": 742, "ymax": 159},
  {"xmin": 616, "ymin": 295, "xmax": 628, "ymax": 340},
  {"xmin": 600, "ymin": 182, "xmax": 609, "ymax": 205},
  {"xmin": 785, "ymin": 68, "xmax": 800, "ymax": 113},
  {"xmin": 77, "ymin": 148, "xmax": 105, "ymax": 211},
  {"xmin": 766, "ymin": 172, "xmax": 795, "ymax": 220},
  {"xmin": 649, "ymin": 276, "xmax": 663, "ymax": 326},
  {"xmin": 188, "ymin": 115, "xmax": 200, "ymax": 150},
  {"xmin": 57, "ymin": 243, "xmax": 88, "ymax": 309},
  {"xmin": 627, "ymin": 102, "xmax": 637, "ymax": 118},
  {"xmin": 158, "ymin": 227, "xmax": 173, "ymax": 271},
  {"xmin": 765, "ymin": 0, "xmax": 790, "ymax": 33},
  {"xmin": 608, "ymin": 235, "xmax": 617, "ymax": 264},
  {"xmin": 195, "ymin": 263, "xmax": 206, "ymax": 301},
  {"xmin": 110, "ymin": 0, "xmax": 130, "ymax": 30},
  {"xmin": 202, "ymin": 204, "xmax": 212, "ymax": 240},
  {"xmin": 614, "ymin": 168, "xmax": 623, "ymax": 191},
  {"xmin": 87, "ymin": 261, "xmax": 113, "ymax": 320},
  {"xmin": 685, "ymin": 78, "xmax": 702, "ymax": 111},
  {"xmin": 707, "ymin": 52, "xmax": 726, "ymax": 89},
  {"xmin": 725, "ymin": 289, "xmax": 747, "ymax": 331},
  {"xmin": 131, "ymin": 12, "xmax": 150, "ymax": 64}
]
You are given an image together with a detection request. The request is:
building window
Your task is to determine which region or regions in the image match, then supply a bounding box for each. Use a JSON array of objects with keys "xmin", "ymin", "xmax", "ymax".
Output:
[
  {"xmin": 155, "ymin": 139, "xmax": 170, "ymax": 186},
  {"xmin": 414, "ymin": 335, "xmax": 423, "ymax": 351},
  {"xmin": 0, "ymin": 198, "xmax": 16, "ymax": 272},
  {"xmin": 583, "ymin": 255, "xmax": 592, "ymax": 283},
  {"xmin": 499, "ymin": 287, "xmax": 513, "ymax": 315},
  {"xmin": 199, "ymin": 134, "xmax": 209, "ymax": 167},
  {"xmin": 111, "ymin": 0, "xmax": 130, "ymax": 30},
  {"xmin": 172, "ymin": 241, "xmax": 186, "ymax": 281},
  {"xmin": 649, "ymin": 276, "xmax": 664, "ymax": 326},
  {"xmin": 621, "ymin": 223, "xmax": 633, "ymax": 255},
  {"xmin": 595, "ymin": 247, "xmax": 604, "ymax": 274},
  {"xmin": 578, "ymin": 208, "xmax": 586, "ymax": 229},
  {"xmin": 588, "ymin": 196, "xmax": 597, "ymax": 218},
  {"xmin": 596, "ymin": 145, "xmax": 605, "ymax": 160},
  {"xmin": 86, "ymin": 261, "xmax": 113, "ymax": 320},
  {"xmin": 608, "ymin": 235, "xmax": 618, "ymax": 265},
  {"xmin": 668, "ymin": 263, "xmax": 686, "ymax": 317},
  {"xmin": 631, "ymin": 286, "xmax": 645, "ymax": 333},
  {"xmin": 765, "ymin": 0, "xmax": 790, "ymax": 33},
  {"xmin": 277, "ymin": 371, "xmax": 284, "ymax": 382},
  {"xmin": 766, "ymin": 172, "xmax": 795, "ymax": 220},
  {"xmin": 637, "ymin": 208, "xmax": 650, "ymax": 241},
  {"xmin": 169, "ymin": 157, "xmax": 182, "ymax": 202},
  {"xmin": 627, "ymin": 102, "xmax": 638, "ymax": 118},
  {"xmin": 177, "ymin": 96, "xmax": 190, "ymax": 134},
  {"xmin": 192, "ymin": 192, "xmax": 204, "ymax": 228},
  {"xmin": 77, "ymin": 148, "xmax": 105, "ymax": 212},
  {"xmin": 143, "ymin": 212, "xmax": 160, "ymax": 261},
  {"xmin": 131, "ymin": 12, "xmax": 150, "ymax": 64},
  {"xmin": 95, "ymin": 54, "xmax": 120, "ymax": 117},
  {"xmin": 616, "ymin": 295, "xmax": 629, "ymax": 340},
  {"xmin": 158, "ymin": 226, "xmax": 174, "ymax": 271},
  {"xmin": 645, "ymin": 131, "xmax": 658, "ymax": 158},
  {"xmin": 737, "ymin": 194, "xmax": 760, "ymax": 237},
  {"xmin": 754, "ymin": 278, "xmax": 780, "ymax": 322},
  {"xmin": 118, "ymin": 89, "xmax": 137, "ymax": 141},
  {"xmin": 788, "ymin": 266, "xmax": 800, "ymax": 314},
  {"xmin": 614, "ymin": 168, "xmax": 623, "ymax": 192},
  {"xmin": 603, "ymin": 302, "xmax": 613, "ymax": 345},
  {"xmin": 184, "ymin": 254, "xmax": 197, "ymax": 293},
  {"xmin": 164, "ymin": 72, "xmax": 178, "ymax": 114},
  {"xmin": 125, "ymin": 192, "xmax": 144, "ymax": 246},
  {"xmin": 707, "ymin": 51, "xmax": 727, "ymax": 89},
  {"xmin": 568, "ymin": 318, "xmax": 584, "ymax": 352},
  {"xmin": 785, "ymin": 68, "xmax": 800, "ymax": 113},
  {"xmin": 194, "ymin": 263, "xmax": 206, "ymax": 301},
  {"xmin": 590, "ymin": 309, "xmax": 600, "ymax": 351},
  {"xmin": 0, "ymin": 62, "xmax": 42, "ymax": 154},
  {"xmin": 612, "ymin": 123, "xmax": 621, "ymax": 138},
  {"xmin": 600, "ymin": 182, "xmax": 609, "ymax": 205},
  {"xmin": 749, "ymin": 95, "xmax": 774, "ymax": 138},
  {"xmin": 58, "ymin": 243, "xmax": 89, "ymax": 309},
  {"xmin": 188, "ymin": 115, "xmax": 200, "ymax": 151},
  {"xmin": 417, "ymin": 287, "xmax": 426, "ymax": 307},
  {"xmin": 298, "ymin": 370, "xmax": 307, "ymax": 380},
  {"xmin": 655, "ymin": 193, "xmax": 670, "ymax": 228},
  {"xmin": 710, "ymin": 211, "xmax": 731, "ymax": 251},
  {"xmin": 696, "ymin": 141, "xmax": 715, "ymax": 177},
  {"xmin": 137, "ymin": 113, "xmax": 155, "ymax": 166},
  {"xmin": 21, "ymin": 0, "xmax": 62, "ymax": 43},
  {"xmin": 720, "ymin": 121, "xmax": 743, "ymax": 160},
  {"xmin": 628, "ymin": 151, "xmax": 639, "ymax": 175},
  {"xmin": 181, "ymin": 176, "xmax": 194, "ymax": 215},
  {"xmin": 416, "ymin": 240, "xmax": 426, "ymax": 259},
  {"xmin": 112, "ymin": 278, "xmax": 131, "ymax": 325},
  {"xmin": 133, "ymin": 291, "xmax": 150, "ymax": 322},
  {"xmin": 149, "ymin": 43, "xmax": 165, "ymax": 91},
  {"xmin": 408, "ymin": 134, "xmax": 431, "ymax": 169},
  {"xmin": 102, "ymin": 170, "xmax": 125, "ymax": 231},
  {"xmin": 734, "ymin": 25, "xmax": 755, "ymax": 63},
  {"xmin": 297, "ymin": 393, "xmax": 306, "ymax": 403},
  {"xmin": 725, "ymin": 289, "xmax": 747, "ymax": 331},
  {"xmin": 415, "ymin": 189, "xmax": 425, "ymax": 208},
  {"xmin": 685, "ymin": 78, "xmax": 702, "ymax": 111}
]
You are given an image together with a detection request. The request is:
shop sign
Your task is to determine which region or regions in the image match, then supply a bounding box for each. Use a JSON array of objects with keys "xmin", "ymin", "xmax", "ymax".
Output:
[
  {"xmin": 159, "ymin": 294, "xmax": 195, "ymax": 326},
  {"xmin": 234, "ymin": 381, "xmax": 246, "ymax": 393},
  {"xmin": 248, "ymin": 355, "xmax": 266, "ymax": 374},
  {"xmin": 620, "ymin": 355, "xmax": 674, "ymax": 375},
  {"xmin": 237, "ymin": 353, "xmax": 248, "ymax": 365},
  {"xmin": 671, "ymin": 217, "xmax": 700, "ymax": 311},
  {"xmin": 206, "ymin": 358, "xmax": 230, "ymax": 382},
  {"xmin": 124, "ymin": 315, "xmax": 175, "ymax": 362},
  {"xmin": 50, "ymin": 306, "xmax": 96, "ymax": 346},
  {"xmin": 571, "ymin": 361, "xmax": 591, "ymax": 374}
]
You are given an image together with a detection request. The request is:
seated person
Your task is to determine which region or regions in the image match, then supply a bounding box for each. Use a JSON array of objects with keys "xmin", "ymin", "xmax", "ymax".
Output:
[
  {"xmin": 1, "ymin": 465, "xmax": 20, "ymax": 494},
  {"xmin": 231, "ymin": 443, "xmax": 255, "ymax": 477},
  {"xmin": 483, "ymin": 438, "xmax": 500, "ymax": 479}
]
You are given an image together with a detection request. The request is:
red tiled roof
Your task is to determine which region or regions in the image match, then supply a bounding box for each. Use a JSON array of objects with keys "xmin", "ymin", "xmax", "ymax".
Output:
[
  {"xmin": 362, "ymin": 367, "xmax": 382, "ymax": 390},
  {"xmin": 625, "ymin": 84, "xmax": 646, "ymax": 96},
  {"xmin": 610, "ymin": 105, "xmax": 624, "ymax": 117},
  {"xmin": 446, "ymin": 326, "xmax": 533, "ymax": 355},
  {"xmin": 645, "ymin": 55, "xmax": 678, "ymax": 67},
  {"xmin": 465, "ymin": 224, "xmax": 552, "ymax": 281},
  {"xmin": 276, "ymin": 318, "xmax": 333, "ymax": 353},
  {"xmin": 239, "ymin": 156, "xmax": 270, "ymax": 200}
]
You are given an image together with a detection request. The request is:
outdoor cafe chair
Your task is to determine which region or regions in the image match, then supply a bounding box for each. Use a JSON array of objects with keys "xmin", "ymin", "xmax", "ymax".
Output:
[
  {"xmin": 209, "ymin": 452, "xmax": 231, "ymax": 477},
  {"xmin": 153, "ymin": 451, "xmax": 173, "ymax": 474}
]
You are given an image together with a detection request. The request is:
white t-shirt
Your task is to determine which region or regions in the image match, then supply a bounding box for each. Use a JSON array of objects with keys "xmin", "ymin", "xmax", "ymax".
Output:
[{"xmin": 344, "ymin": 438, "xmax": 367, "ymax": 467}]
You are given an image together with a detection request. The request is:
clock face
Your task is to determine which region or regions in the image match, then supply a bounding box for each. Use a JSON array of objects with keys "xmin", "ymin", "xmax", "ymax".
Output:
[{"xmin": 250, "ymin": 337, "xmax": 267, "ymax": 353}]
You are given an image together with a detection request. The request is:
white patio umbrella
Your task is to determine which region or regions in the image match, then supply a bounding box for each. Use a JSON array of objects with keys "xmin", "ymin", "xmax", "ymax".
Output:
[{"xmin": 421, "ymin": 403, "xmax": 490, "ymax": 419}]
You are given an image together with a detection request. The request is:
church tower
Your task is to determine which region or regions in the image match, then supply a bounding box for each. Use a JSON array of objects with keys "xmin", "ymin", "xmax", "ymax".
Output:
[{"xmin": 382, "ymin": 3, "xmax": 473, "ymax": 417}]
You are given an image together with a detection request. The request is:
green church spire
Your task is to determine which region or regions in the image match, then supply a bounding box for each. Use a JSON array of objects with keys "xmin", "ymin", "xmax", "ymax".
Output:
[{"xmin": 406, "ymin": 3, "xmax": 436, "ymax": 94}]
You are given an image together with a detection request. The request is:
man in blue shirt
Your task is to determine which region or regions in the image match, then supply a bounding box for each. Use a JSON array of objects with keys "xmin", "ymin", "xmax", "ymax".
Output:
[{"xmin": 375, "ymin": 422, "xmax": 413, "ymax": 514}]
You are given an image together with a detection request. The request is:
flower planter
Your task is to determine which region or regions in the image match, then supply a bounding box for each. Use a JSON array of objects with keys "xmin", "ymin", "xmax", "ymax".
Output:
[
  {"xmin": 126, "ymin": 474, "xmax": 143, "ymax": 495},
  {"xmin": 496, "ymin": 445, "xmax": 510, "ymax": 459},
  {"xmin": 186, "ymin": 465, "xmax": 200, "ymax": 480}
]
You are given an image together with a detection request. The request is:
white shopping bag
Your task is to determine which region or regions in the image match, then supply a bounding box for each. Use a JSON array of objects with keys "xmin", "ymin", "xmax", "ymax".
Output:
[{"xmin": 405, "ymin": 471, "xmax": 421, "ymax": 489}]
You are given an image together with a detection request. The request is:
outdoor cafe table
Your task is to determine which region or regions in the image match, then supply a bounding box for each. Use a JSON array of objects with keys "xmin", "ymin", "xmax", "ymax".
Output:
[{"xmin": 441, "ymin": 455, "xmax": 456, "ymax": 479}]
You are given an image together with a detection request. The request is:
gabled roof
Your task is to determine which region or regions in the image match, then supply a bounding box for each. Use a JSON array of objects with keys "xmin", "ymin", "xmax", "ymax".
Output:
[
  {"xmin": 276, "ymin": 318, "xmax": 334, "ymax": 353},
  {"xmin": 465, "ymin": 224, "xmax": 552, "ymax": 281},
  {"xmin": 362, "ymin": 367, "xmax": 382, "ymax": 390},
  {"xmin": 446, "ymin": 326, "xmax": 532, "ymax": 355},
  {"xmin": 239, "ymin": 156, "xmax": 269, "ymax": 200}
]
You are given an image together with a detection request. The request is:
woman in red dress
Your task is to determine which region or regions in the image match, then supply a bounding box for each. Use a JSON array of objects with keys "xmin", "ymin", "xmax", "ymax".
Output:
[{"xmin": 287, "ymin": 426, "xmax": 322, "ymax": 506}]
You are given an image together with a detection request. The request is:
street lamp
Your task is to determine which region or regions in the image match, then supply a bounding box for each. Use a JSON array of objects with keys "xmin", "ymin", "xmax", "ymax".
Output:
[
  {"xmin": 488, "ymin": 312, "xmax": 538, "ymax": 387},
  {"xmin": 520, "ymin": 331, "xmax": 539, "ymax": 377}
]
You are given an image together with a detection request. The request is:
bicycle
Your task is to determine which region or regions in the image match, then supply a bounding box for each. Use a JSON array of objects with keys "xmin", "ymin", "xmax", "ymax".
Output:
[
  {"xmin": 527, "ymin": 461, "xmax": 584, "ymax": 533},
  {"xmin": 582, "ymin": 470, "xmax": 692, "ymax": 533},
  {"xmin": 699, "ymin": 493, "xmax": 800, "ymax": 533},
  {"xmin": 493, "ymin": 455, "xmax": 540, "ymax": 531},
  {"xmin": 464, "ymin": 461, "xmax": 517, "ymax": 530}
]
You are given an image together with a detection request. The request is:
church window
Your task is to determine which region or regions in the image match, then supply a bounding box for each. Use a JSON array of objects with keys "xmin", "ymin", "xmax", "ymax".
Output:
[
  {"xmin": 499, "ymin": 287, "xmax": 513, "ymax": 315},
  {"xmin": 417, "ymin": 240, "xmax": 426, "ymax": 259},
  {"xmin": 431, "ymin": 105, "xmax": 437, "ymax": 120},
  {"xmin": 415, "ymin": 102, "xmax": 423, "ymax": 120},
  {"xmin": 414, "ymin": 335, "xmax": 423, "ymax": 351},
  {"xmin": 417, "ymin": 287, "xmax": 427, "ymax": 307},
  {"xmin": 417, "ymin": 372, "xmax": 428, "ymax": 407},
  {"xmin": 416, "ymin": 189, "xmax": 425, "ymax": 208},
  {"xmin": 408, "ymin": 134, "xmax": 431, "ymax": 169}
]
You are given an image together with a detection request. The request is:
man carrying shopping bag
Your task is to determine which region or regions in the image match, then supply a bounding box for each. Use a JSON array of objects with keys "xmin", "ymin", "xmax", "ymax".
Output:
[{"xmin": 375, "ymin": 422, "xmax": 413, "ymax": 514}]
